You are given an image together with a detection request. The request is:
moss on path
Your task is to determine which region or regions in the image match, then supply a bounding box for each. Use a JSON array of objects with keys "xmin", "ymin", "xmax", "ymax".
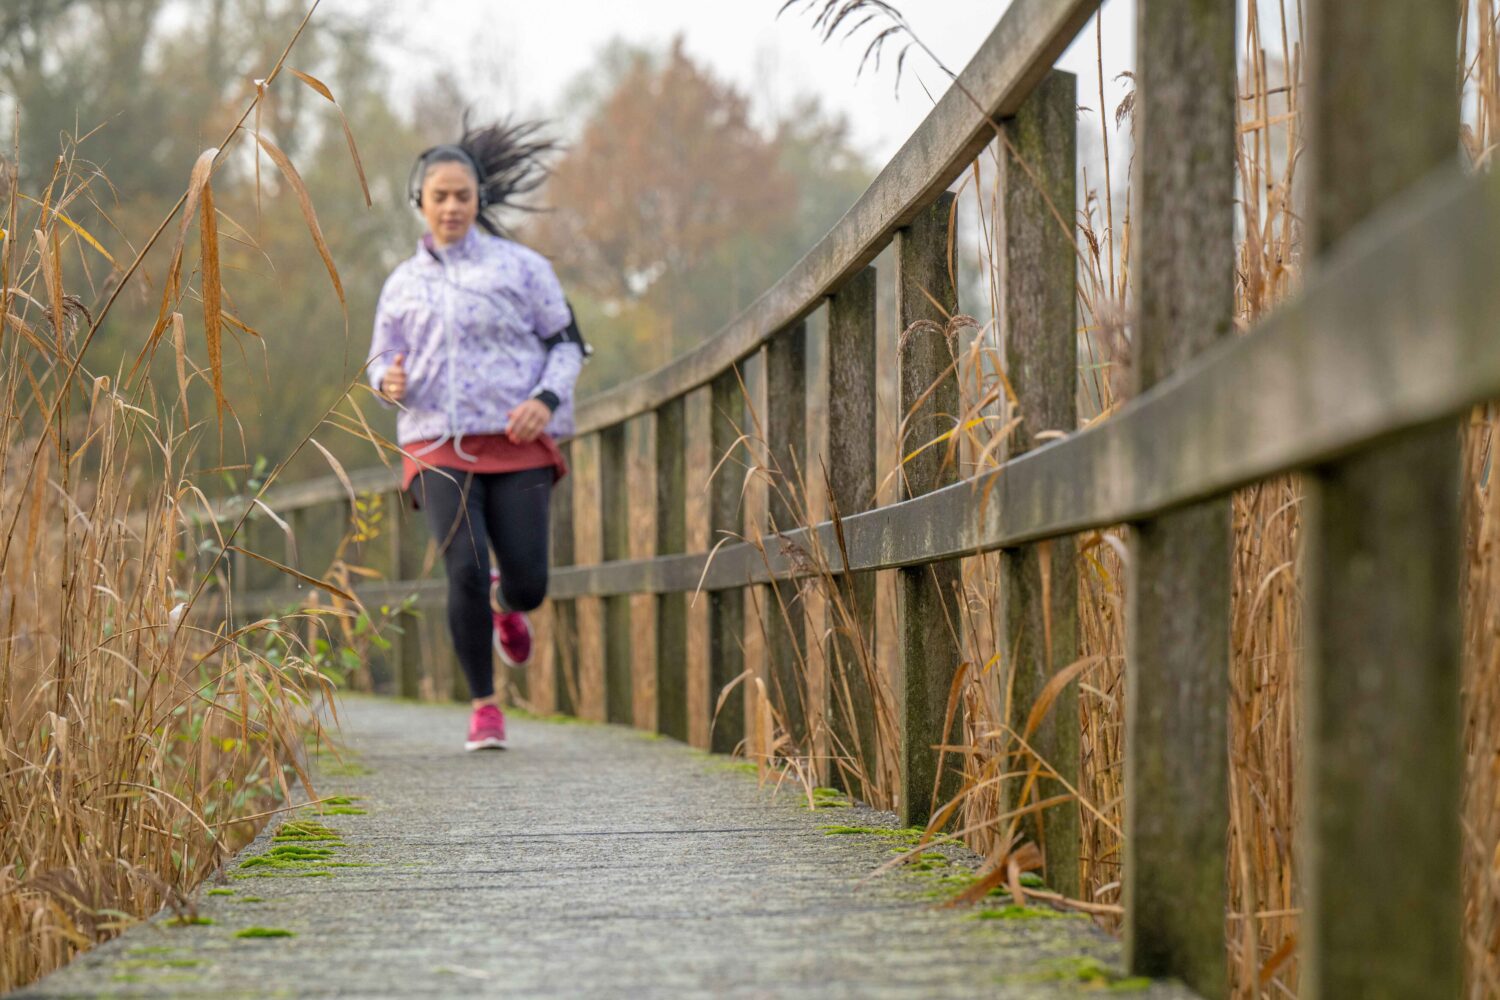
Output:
[{"xmin": 15, "ymin": 698, "xmax": 1196, "ymax": 999}]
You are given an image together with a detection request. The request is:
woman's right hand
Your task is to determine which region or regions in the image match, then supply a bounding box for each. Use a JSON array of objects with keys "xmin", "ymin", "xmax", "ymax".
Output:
[{"xmin": 381, "ymin": 353, "xmax": 407, "ymax": 402}]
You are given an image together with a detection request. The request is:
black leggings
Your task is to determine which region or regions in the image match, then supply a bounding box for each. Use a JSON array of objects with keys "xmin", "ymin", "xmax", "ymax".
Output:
[{"xmin": 413, "ymin": 466, "xmax": 552, "ymax": 700}]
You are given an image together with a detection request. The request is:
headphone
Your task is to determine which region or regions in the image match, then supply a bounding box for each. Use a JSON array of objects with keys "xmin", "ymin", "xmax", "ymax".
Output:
[{"xmin": 407, "ymin": 144, "xmax": 488, "ymax": 210}]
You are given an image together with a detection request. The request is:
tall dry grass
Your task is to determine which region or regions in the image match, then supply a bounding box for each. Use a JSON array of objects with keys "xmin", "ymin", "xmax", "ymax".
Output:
[
  {"xmin": 750, "ymin": 1, "xmax": 1500, "ymax": 996},
  {"xmin": 0, "ymin": 6, "xmax": 388, "ymax": 989}
]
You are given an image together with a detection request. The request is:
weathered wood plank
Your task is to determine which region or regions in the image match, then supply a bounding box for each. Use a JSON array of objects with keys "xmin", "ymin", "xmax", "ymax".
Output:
[
  {"xmin": 526, "ymin": 159, "xmax": 1500, "ymax": 598},
  {"xmin": 743, "ymin": 350, "xmax": 772, "ymax": 760},
  {"xmin": 802, "ymin": 315, "xmax": 831, "ymax": 784},
  {"xmin": 573, "ymin": 433, "xmax": 607, "ymax": 721},
  {"xmin": 550, "ymin": 440, "xmax": 577, "ymax": 717},
  {"xmin": 896, "ymin": 193, "xmax": 963, "ymax": 828},
  {"xmin": 207, "ymin": 465, "xmax": 398, "ymax": 524},
  {"xmin": 656, "ymin": 396, "xmax": 689, "ymax": 741},
  {"xmin": 766, "ymin": 322, "xmax": 810, "ymax": 752},
  {"xmin": 826, "ymin": 266, "xmax": 879, "ymax": 800},
  {"xmin": 709, "ymin": 367, "xmax": 748, "ymax": 754},
  {"xmin": 684, "ymin": 385, "xmax": 714, "ymax": 749},
  {"xmin": 390, "ymin": 492, "xmax": 422, "ymax": 701},
  {"xmin": 1301, "ymin": 4, "xmax": 1462, "ymax": 998},
  {"xmin": 627, "ymin": 414, "xmax": 658, "ymax": 730},
  {"xmin": 1121, "ymin": 6, "xmax": 1235, "ymax": 996},
  {"xmin": 998, "ymin": 68, "xmax": 1080, "ymax": 896},
  {"xmin": 600, "ymin": 422, "xmax": 633, "ymax": 725},
  {"xmin": 572, "ymin": 0, "xmax": 1100, "ymax": 436}
]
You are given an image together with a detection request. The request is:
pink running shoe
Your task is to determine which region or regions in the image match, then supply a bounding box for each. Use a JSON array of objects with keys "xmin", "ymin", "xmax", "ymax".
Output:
[
  {"xmin": 465, "ymin": 703, "xmax": 507, "ymax": 751},
  {"xmin": 493, "ymin": 611, "xmax": 533, "ymax": 667},
  {"xmin": 489, "ymin": 568, "xmax": 533, "ymax": 666}
]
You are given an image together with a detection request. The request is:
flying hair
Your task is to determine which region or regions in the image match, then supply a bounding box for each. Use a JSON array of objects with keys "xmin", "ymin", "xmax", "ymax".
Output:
[{"xmin": 410, "ymin": 113, "xmax": 559, "ymax": 237}]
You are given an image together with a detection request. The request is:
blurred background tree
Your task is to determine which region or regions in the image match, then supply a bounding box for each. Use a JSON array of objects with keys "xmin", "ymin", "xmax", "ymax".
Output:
[{"xmin": 0, "ymin": 3, "xmax": 873, "ymax": 482}]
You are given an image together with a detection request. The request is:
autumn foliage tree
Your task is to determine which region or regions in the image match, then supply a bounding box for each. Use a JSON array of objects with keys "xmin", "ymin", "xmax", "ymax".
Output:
[{"xmin": 529, "ymin": 39, "xmax": 869, "ymax": 388}]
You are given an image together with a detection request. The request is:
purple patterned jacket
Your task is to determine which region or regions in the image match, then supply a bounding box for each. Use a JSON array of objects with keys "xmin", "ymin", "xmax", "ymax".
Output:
[{"xmin": 366, "ymin": 228, "xmax": 584, "ymax": 450}]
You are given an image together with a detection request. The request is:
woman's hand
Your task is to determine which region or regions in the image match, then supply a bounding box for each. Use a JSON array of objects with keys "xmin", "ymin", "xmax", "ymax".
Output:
[
  {"xmin": 381, "ymin": 354, "xmax": 407, "ymax": 403},
  {"xmin": 506, "ymin": 398, "xmax": 551, "ymax": 443}
]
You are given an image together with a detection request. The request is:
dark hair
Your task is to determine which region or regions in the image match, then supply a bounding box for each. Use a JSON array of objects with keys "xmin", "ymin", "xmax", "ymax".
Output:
[{"xmin": 410, "ymin": 113, "xmax": 558, "ymax": 237}]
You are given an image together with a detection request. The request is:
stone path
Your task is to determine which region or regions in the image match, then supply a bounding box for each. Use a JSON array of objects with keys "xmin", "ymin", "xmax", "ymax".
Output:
[{"xmin": 16, "ymin": 697, "xmax": 1197, "ymax": 998}]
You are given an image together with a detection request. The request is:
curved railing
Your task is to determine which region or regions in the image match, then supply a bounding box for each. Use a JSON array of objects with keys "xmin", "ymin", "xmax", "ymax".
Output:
[{"xmin": 231, "ymin": 1, "xmax": 1485, "ymax": 994}]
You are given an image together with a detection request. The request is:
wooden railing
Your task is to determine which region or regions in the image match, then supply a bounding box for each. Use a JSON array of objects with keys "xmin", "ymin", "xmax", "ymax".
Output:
[{"xmin": 227, "ymin": 1, "xmax": 1487, "ymax": 995}]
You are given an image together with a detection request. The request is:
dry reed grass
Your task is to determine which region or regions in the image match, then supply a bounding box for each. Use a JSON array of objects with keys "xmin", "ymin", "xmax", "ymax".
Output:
[
  {"xmin": 0, "ymin": 4, "xmax": 394, "ymax": 988},
  {"xmin": 747, "ymin": 2, "xmax": 1500, "ymax": 996}
]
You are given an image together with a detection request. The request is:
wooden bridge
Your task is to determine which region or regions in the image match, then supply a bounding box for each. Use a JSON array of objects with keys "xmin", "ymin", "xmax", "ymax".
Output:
[{"xmin": 143, "ymin": 0, "xmax": 1483, "ymax": 996}]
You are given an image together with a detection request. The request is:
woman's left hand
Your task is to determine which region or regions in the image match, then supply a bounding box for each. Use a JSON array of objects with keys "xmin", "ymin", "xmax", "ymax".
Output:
[{"xmin": 506, "ymin": 398, "xmax": 552, "ymax": 443}]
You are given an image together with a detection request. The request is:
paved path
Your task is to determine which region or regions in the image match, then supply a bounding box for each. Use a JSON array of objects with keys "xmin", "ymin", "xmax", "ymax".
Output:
[{"xmin": 17, "ymin": 697, "xmax": 1196, "ymax": 999}]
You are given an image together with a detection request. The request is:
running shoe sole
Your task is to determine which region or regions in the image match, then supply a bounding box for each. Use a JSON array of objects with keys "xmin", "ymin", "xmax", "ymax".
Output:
[{"xmin": 464, "ymin": 736, "xmax": 507, "ymax": 751}]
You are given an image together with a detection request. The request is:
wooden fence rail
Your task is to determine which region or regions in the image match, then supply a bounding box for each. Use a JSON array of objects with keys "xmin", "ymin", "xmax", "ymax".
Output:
[{"xmin": 224, "ymin": 1, "xmax": 1483, "ymax": 995}]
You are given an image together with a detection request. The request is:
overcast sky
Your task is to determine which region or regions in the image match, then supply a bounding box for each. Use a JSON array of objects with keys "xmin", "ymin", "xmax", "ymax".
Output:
[{"xmin": 353, "ymin": 0, "xmax": 1139, "ymax": 163}]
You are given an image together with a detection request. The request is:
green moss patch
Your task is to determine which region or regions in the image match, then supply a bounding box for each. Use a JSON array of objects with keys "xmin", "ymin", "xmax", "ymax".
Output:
[
  {"xmin": 974, "ymin": 904, "xmax": 1070, "ymax": 921},
  {"xmin": 164, "ymin": 915, "xmax": 213, "ymax": 927},
  {"xmin": 235, "ymin": 926, "xmax": 296, "ymax": 939},
  {"xmin": 206, "ymin": 888, "xmax": 235, "ymax": 897},
  {"xmin": 918, "ymin": 874, "xmax": 1001, "ymax": 900},
  {"xmin": 305, "ymin": 795, "xmax": 368, "ymax": 816},
  {"xmin": 320, "ymin": 759, "xmax": 373, "ymax": 777},
  {"xmin": 233, "ymin": 870, "xmax": 333, "ymax": 880},
  {"xmin": 713, "ymin": 761, "xmax": 760, "ymax": 776},
  {"xmin": 507, "ymin": 706, "xmax": 593, "ymax": 725},
  {"xmin": 273, "ymin": 820, "xmax": 343, "ymax": 842},
  {"xmin": 1010, "ymin": 956, "xmax": 1151, "ymax": 991},
  {"xmin": 821, "ymin": 824, "xmax": 927, "ymax": 846},
  {"xmin": 914, "ymin": 869, "xmax": 1047, "ymax": 903},
  {"xmin": 238, "ymin": 857, "xmax": 323, "ymax": 871},
  {"xmin": 126, "ymin": 947, "xmax": 177, "ymax": 957},
  {"xmin": 238, "ymin": 821, "xmax": 367, "ymax": 879},
  {"xmin": 119, "ymin": 958, "xmax": 202, "ymax": 969},
  {"xmin": 807, "ymin": 787, "xmax": 851, "ymax": 809},
  {"xmin": 239, "ymin": 844, "xmax": 334, "ymax": 872}
]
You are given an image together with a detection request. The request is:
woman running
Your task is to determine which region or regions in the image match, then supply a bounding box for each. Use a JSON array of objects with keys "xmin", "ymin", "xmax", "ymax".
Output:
[{"xmin": 366, "ymin": 119, "xmax": 585, "ymax": 751}]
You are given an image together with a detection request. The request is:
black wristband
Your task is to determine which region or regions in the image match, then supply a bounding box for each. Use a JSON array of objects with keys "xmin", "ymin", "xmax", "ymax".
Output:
[{"xmin": 534, "ymin": 390, "xmax": 560, "ymax": 412}]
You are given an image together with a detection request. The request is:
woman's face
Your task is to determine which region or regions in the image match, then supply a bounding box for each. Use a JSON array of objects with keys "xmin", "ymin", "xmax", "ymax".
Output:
[{"xmin": 420, "ymin": 161, "xmax": 479, "ymax": 246}]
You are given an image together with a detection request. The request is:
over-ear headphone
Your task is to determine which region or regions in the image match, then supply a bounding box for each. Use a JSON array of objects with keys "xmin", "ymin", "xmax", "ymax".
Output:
[{"xmin": 408, "ymin": 144, "xmax": 488, "ymax": 210}]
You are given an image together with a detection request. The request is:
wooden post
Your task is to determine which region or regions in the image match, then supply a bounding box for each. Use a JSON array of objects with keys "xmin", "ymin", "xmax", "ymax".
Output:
[
  {"xmin": 391, "ymin": 490, "xmax": 422, "ymax": 701},
  {"xmin": 998, "ymin": 68, "xmax": 1080, "ymax": 894},
  {"xmin": 449, "ymin": 579, "xmax": 470, "ymax": 704},
  {"xmin": 599, "ymin": 422, "xmax": 633, "ymax": 725},
  {"xmin": 1302, "ymin": 4, "xmax": 1462, "ymax": 998},
  {"xmin": 684, "ymin": 385, "xmax": 714, "ymax": 749},
  {"xmin": 709, "ymin": 367, "xmax": 747, "ymax": 754},
  {"xmin": 826, "ymin": 266, "xmax": 880, "ymax": 801},
  {"xmin": 765, "ymin": 322, "xmax": 809, "ymax": 753},
  {"xmin": 627, "ymin": 414, "xmax": 658, "ymax": 729},
  {"xmin": 656, "ymin": 396, "xmax": 689, "ymax": 741},
  {"xmin": 896, "ymin": 193, "xmax": 962, "ymax": 827},
  {"xmin": 573, "ymin": 433, "xmax": 607, "ymax": 721},
  {"xmin": 1123, "ymin": 10, "xmax": 1233, "ymax": 994},
  {"xmin": 743, "ymin": 348, "xmax": 771, "ymax": 761},
  {"xmin": 551, "ymin": 440, "xmax": 577, "ymax": 717}
]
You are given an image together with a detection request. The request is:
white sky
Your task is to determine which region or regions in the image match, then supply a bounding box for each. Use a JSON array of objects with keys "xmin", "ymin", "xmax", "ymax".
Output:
[{"xmin": 351, "ymin": 0, "xmax": 1138, "ymax": 163}]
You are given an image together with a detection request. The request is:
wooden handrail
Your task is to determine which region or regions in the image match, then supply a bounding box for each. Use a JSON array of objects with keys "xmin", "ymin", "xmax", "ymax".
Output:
[{"xmin": 243, "ymin": 161, "xmax": 1491, "ymax": 599}]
